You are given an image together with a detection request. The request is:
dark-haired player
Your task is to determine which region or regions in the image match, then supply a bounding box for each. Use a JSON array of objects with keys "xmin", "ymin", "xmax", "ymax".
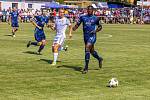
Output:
[
  {"xmin": 73, "ymin": 6, "xmax": 103, "ymax": 74},
  {"xmin": 9, "ymin": 7, "xmax": 19, "ymax": 37},
  {"xmin": 27, "ymin": 11, "xmax": 49, "ymax": 55}
]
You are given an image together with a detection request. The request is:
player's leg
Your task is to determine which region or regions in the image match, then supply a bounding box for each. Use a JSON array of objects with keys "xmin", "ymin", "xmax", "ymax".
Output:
[
  {"xmin": 58, "ymin": 37, "xmax": 68, "ymax": 51},
  {"xmin": 52, "ymin": 43, "xmax": 60, "ymax": 65},
  {"xmin": 90, "ymin": 45, "xmax": 103, "ymax": 68},
  {"xmin": 14, "ymin": 28, "xmax": 18, "ymax": 33},
  {"xmin": 36, "ymin": 31, "xmax": 46, "ymax": 54},
  {"xmin": 82, "ymin": 42, "xmax": 93, "ymax": 74},
  {"xmin": 12, "ymin": 23, "xmax": 19, "ymax": 37},
  {"xmin": 37, "ymin": 39, "xmax": 46, "ymax": 54},
  {"xmin": 27, "ymin": 33, "xmax": 39, "ymax": 47},
  {"xmin": 12, "ymin": 28, "xmax": 18, "ymax": 37},
  {"xmin": 11, "ymin": 26, "xmax": 16, "ymax": 37},
  {"xmin": 27, "ymin": 41, "xmax": 40, "ymax": 48},
  {"xmin": 51, "ymin": 36, "xmax": 65, "ymax": 65}
]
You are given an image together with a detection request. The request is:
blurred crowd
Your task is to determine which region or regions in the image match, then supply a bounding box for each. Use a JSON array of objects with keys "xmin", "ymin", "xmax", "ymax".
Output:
[{"xmin": 0, "ymin": 7, "xmax": 150, "ymax": 24}]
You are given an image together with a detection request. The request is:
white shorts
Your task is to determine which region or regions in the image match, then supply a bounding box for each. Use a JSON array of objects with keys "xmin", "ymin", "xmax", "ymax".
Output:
[{"xmin": 53, "ymin": 36, "xmax": 65, "ymax": 46}]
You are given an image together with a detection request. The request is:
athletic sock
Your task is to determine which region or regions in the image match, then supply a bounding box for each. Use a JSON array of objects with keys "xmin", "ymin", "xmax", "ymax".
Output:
[
  {"xmin": 91, "ymin": 50, "xmax": 103, "ymax": 61},
  {"xmin": 53, "ymin": 53, "xmax": 58, "ymax": 63},
  {"xmin": 84, "ymin": 51, "xmax": 90, "ymax": 70},
  {"xmin": 38, "ymin": 44, "xmax": 45, "ymax": 53},
  {"xmin": 14, "ymin": 29, "xmax": 18, "ymax": 32},
  {"xmin": 31, "ymin": 42, "xmax": 38, "ymax": 46}
]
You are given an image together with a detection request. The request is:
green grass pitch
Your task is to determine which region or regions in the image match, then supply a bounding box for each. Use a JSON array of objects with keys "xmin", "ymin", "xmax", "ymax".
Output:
[{"xmin": 0, "ymin": 23, "xmax": 150, "ymax": 100}]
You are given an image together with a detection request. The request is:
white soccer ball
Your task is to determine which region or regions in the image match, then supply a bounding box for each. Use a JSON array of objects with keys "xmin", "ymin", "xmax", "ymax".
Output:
[{"xmin": 108, "ymin": 78, "xmax": 119, "ymax": 87}]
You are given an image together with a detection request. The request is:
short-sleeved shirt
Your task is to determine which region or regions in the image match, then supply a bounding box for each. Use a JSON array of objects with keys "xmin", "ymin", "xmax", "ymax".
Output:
[
  {"xmin": 55, "ymin": 16, "xmax": 71, "ymax": 38},
  {"xmin": 10, "ymin": 11, "xmax": 19, "ymax": 23},
  {"xmin": 77, "ymin": 14, "xmax": 100, "ymax": 38},
  {"xmin": 34, "ymin": 15, "xmax": 49, "ymax": 28},
  {"xmin": 34, "ymin": 15, "xmax": 49, "ymax": 41}
]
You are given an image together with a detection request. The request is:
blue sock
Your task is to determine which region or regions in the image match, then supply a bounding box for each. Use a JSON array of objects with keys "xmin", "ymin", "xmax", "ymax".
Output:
[
  {"xmin": 38, "ymin": 44, "xmax": 45, "ymax": 53},
  {"xmin": 91, "ymin": 51, "xmax": 103, "ymax": 61},
  {"xmin": 85, "ymin": 51, "xmax": 90, "ymax": 70},
  {"xmin": 31, "ymin": 42, "xmax": 38, "ymax": 46}
]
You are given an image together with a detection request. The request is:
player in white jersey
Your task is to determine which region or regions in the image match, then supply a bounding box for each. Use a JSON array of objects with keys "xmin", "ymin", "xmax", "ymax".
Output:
[{"xmin": 49, "ymin": 9, "xmax": 72, "ymax": 65}]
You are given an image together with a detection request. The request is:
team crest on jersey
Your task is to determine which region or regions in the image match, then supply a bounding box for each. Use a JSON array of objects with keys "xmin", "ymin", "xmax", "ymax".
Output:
[{"xmin": 91, "ymin": 19, "xmax": 94, "ymax": 23}]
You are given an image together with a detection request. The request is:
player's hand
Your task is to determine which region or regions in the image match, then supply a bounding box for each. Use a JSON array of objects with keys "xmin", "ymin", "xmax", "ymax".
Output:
[
  {"xmin": 48, "ymin": 23, "xmax": 54, "ymax": 27},
  {"xmin": 72, "ymin": 26, "xmax": 77, "ymax": 31},
  {"xmin": 96, "ymin": 25, "xmax": 102, "ymax": 32},
  {"xmin": 46, "ymin": 24, "xmax": 50, "ymax": 28},
  {"xmin": 38, "ymin": 26, "xmax": 42, "ymax": 29}
]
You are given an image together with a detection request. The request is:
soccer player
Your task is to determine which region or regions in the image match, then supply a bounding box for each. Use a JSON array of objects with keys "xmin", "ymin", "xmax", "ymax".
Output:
[
  {"xmin": 49, "ymin": 9, "xmax": 72, "ymax": 66},
  {"xmin": 27, "ymin": 11, "xmax": 49, "ymax": 55},
  {"xmin": 9, "ymin": 7, "xmax": 19, "ymax": 37},
  {"xmin": 73, "ymin": 5, "xmax": 103, "ymax": 74}
]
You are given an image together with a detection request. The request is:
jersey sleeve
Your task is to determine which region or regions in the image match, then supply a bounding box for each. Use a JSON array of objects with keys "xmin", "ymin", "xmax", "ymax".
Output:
[
  {"xmin": 76, "ymin": 16, "xmax": 83, "ymax": 26},
  {"xmin": 17, "ymin": 11, "xmax": 19, "ymax": 16},
  {"xmin": 95, "ymin": 17, "xmax": 100, "ymax": 25},
  {"xmin": 34, "ymin": 16, "xmax": 39, "ymax": 20},
  {"xmin": 45, "ymin": 16, "xmax": 49, "ymax": 24}
]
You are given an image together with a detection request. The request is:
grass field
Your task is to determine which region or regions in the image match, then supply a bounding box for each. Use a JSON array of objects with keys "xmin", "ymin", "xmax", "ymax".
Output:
[{"xmin": 0, "ymin": 23, "xmax": 150, "ymax": 100}]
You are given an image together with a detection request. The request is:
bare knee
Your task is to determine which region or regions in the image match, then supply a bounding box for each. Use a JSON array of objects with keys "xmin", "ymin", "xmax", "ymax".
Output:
[
  {"xmin": 42, "ymin": 40, "xmax": 46, "ymax": 45},
  {"xmin": 85, "ymin": 43, "xmax": 93, "ymax": 52},
  {"xmin": 52, "ymin": 44, "xmax": 60, "ymax": 53}
]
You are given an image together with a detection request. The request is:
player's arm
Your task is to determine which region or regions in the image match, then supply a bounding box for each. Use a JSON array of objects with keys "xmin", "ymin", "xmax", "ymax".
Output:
[
  {"xmin": 66, "ymin": 18, "xmax": 72, "ymax": 38},
  {"xmin": 47, "ymin": 17, "xmax": 56, "ymax": 31},
  {"xmin": 68, "ymin": 24, "xmax": 72, "ymax": 39},
  {"xmin": 72, "ymin": 16, "xmax": 82, "ymax": 31},
  {"xmin": 96, "ymin": 17, "xmax": 102, "ymax": 32},
  {"xmin": 47, "ymin": 22, "xmax": 55, "ymax": 31},
  {"xmin": 72, "ymin": 24, "xmax": 79, "ymax": 31},
  {"xmin": 18, "ymin": 12, "xmax": 22, "ymax": 22},
  {"xmin": 8, "ymin": 13, "xmax": 11, "ymax": 25},
  {"xmin": 30, "ymin": 17, "xmax": 42, "ymax": 29},
  {"xmin": 8, "ymin": 15, "xmax": 11, "ymax": 25},
  {"xmin": 18, "ymin": 14, "xmax": 22, "ymax": 22}
]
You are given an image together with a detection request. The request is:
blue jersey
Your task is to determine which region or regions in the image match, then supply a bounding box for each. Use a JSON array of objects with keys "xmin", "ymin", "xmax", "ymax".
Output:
[
  {"xmin": 77, "ymin": 15, "xmax": 100, "ymax": 36},
  {"xmin": 10, "ymin": 11, "xmax": 19, "ymax": 23},
  {"xmin": 34, "ymin": 15, "xmax": 49, "ymax": 42},
  {"xmin": 77, "ymin": 14, "xmax": 100, "ymax": 44},
  {"xmin": 34, "ymin": 15, "xmax": 49, "ymax": 28}
]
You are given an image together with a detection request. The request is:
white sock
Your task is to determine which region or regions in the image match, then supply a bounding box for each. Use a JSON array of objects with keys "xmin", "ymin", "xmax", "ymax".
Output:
[{"xmin": 53, "ymin": 53, "xmax": 58, "ymax": 63}]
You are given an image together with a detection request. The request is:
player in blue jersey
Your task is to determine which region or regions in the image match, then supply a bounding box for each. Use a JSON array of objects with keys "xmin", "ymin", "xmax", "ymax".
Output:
[
  {"xmin": 26, "ymin": 11, "xmax": 49, "ymax": 55},
  {"xmin": 73, "ymin": 5, "xmax": 103, "ymax": 74},
  {"xmin": 9, "ymin": 7, "xmax": 19, "ymax": 37}
]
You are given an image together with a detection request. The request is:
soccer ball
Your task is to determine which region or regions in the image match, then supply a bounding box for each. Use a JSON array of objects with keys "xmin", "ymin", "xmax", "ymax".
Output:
[{"xmin": 108, "ymin": 78, "xmax": 119, "ymax": 87}]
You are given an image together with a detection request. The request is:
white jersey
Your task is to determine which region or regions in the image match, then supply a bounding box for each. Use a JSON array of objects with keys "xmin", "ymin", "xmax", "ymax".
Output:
[{"xmin": 55, "ymin": 17, "xmax": 71, "ymax": 38}]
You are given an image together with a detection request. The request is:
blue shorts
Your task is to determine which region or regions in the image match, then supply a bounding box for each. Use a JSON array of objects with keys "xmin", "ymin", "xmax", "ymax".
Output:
[
  {"xmin": 84, "ymin": 36, "xmax": 96, "ymax": 45},
  {"xmin": 11, "ymin": 22, "xmax": 19, "ymax": 27},
  {"xmin": 34, "ymin": 28, "xmax": 46, "ymax": 42}
]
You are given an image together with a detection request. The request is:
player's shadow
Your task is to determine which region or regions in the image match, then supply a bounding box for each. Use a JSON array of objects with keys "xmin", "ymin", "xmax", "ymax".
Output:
[
  {"xmin": 88, "ymin": 68, "xmax": 100, "ymax": 70},
  {"xmin": 40, "ymin": 59, "xmax": 53, "ymax": 64},
  {"xmin": 4, "ymin": 35, "xmax": 12, "ymax": 37},
  {"xmin": 23, "ymin": 51, "xmax": 41, "ymax": 55},
  {"xmin": 57, "ymin": 65, "xmax": 82, "ymax": 72},
  {"xmin": 40, "ymin": 59, "xmax": 62, "ymax": 64}
]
